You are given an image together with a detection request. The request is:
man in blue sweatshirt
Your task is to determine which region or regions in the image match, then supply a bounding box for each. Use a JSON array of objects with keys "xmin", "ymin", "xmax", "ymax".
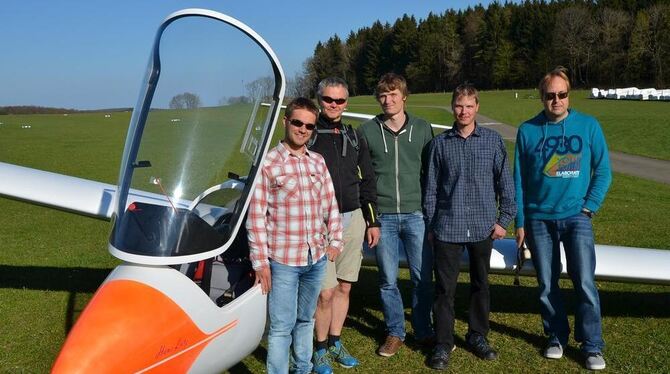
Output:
[{"xmin": 514, "ymin": 67, "xmax": 611, "ymax": 371}]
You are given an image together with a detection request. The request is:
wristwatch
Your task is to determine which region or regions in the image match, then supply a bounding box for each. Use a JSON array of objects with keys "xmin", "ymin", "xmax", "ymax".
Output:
[{"xmin": 581, "ymin": 208, "xmax": 594, "ymax": 218}]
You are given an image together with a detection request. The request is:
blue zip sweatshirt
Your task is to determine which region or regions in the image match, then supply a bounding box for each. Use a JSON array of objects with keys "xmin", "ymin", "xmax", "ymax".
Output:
[{"xmin": 514, "ymin": 109, "xmax": 612, "ymax": 228}]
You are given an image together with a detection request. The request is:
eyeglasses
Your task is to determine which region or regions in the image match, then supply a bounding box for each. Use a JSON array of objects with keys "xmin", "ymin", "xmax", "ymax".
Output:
[
  {"xmin": 288, "ymin": 118, "xmax": 316, "ymax": 131},
  {"xmin": 321, "ymin": 96, "xmax": 347, "ymax": 105},
  {"xmin": 544, "ymin": 91, "xmax": 569, "ymax": 101}
]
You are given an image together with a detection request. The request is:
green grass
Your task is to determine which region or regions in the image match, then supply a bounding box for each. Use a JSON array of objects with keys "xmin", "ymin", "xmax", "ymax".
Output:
[
  {"xmin": 129, "ymin": 105, "xmax": 265, "ymax": 199},
  {"xmin": 0, "ymin": 112, "xmax": 128, "ymax": 181},
  {"xmin": 501, "ymin": 141, "xmax": 670, "ymax": 249},
  {"xmin": 349, "ymin": 90, "xmax": 670, "ymax": 161},
  {"xmin": 476, "ymin": 89, "xmax": 670, "ymax": 161},
  {"xmin": 232, "ymin": 269, "xmax": 670, "ymax": 373},
  {"xmin": 1, "ymin": 97, "xmax": 669, "ymax": 373}
]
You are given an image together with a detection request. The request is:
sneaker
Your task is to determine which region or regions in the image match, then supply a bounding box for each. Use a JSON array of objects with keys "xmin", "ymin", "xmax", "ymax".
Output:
[
  {"xmin": 312, "ymin": 348, "xmax": 333, "ymax": 374},
  {"xmin": 377, "ymin": 335, "xmax": 404, "ymax": 357},
  {"xmin": 466, "ymin": 333, "xmax": 498, "ymax": 360},
  {"xmin": 584, "ymin": 352, "xmax": 606, "ymax": 370},
  {"xmin": 543, "ymin": 343, "xmax": 563, "ymax": 359},
  {"xmin": 428, "ymin": 345, "xmax": 451, "ymax": 370},
  {"xmin": 328, "ymin": 341, "xmax": 359, "ymax": 368}
]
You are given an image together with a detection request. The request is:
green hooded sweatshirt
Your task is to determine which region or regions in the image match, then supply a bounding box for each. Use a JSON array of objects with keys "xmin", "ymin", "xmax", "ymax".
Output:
[{"xmin": 359, "ymin": 112, "xmax": 434, "ymax": 214}]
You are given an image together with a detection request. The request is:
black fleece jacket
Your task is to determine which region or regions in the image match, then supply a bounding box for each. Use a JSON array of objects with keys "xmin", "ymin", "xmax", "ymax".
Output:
[{"xmin": 308, "ymin": 114, "xmax": 380, "ymax": 227}]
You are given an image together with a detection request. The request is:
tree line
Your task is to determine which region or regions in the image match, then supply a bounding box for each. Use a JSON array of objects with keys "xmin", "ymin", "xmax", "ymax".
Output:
[{"xmin": 291, "ymin": 0, "xmax": 670, "ymax": 97}]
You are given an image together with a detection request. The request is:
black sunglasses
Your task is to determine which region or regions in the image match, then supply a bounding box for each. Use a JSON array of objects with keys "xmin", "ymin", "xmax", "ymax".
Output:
[
  {"xmin": 288, "ymin": 118, "xmax": 316, "ymax": 131},
  {"xmin": 544, "ymin": 91, "xmax": 569, "ymax": 101},
  {"xmin": 321, "ymin": 96, "xmax": 347, "ymax": 105}
]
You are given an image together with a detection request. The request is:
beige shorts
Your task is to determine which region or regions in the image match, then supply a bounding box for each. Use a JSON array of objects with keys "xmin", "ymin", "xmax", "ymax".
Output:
[{"xmin": 322, "ymin": 208, "xmax": 365, "ymax": 290}]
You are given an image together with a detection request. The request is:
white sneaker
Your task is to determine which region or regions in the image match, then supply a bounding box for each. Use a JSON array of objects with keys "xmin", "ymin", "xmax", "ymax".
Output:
[
  {"xmin": 585, "ymin": 352, "xmax": 606, "ymax": 370},
  {"xmin": 544, "ymin": 343, "xmax": 563, "ymax": 359}
]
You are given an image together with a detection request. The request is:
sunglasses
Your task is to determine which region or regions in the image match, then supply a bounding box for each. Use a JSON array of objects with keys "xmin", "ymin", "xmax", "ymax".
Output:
[
  {"xmin": 321, "ymin": 96, "xmax": 347, "ymax": 105},
  {"xmin": 288, "ymin": 118, "xmax": 316, "ymax": 131},
  {"xmin": 544, "ymin": 91, "xmax": 569, "ymax": 101}
]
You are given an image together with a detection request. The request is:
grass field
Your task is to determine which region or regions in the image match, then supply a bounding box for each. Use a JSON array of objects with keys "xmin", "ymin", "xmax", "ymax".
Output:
[
  {"xmin": 348, "ymin": 89, "xmax": 670, "ymax": 161},
  {"xmin": 1, "ymin": 93, "xmax": 669, "ymax": 373}
]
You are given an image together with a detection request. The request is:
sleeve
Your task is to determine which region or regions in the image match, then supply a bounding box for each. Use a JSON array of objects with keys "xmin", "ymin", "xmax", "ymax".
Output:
[
  {"xmin": 356, "ymin": 129, "xmax": 380, "ymax": 228},
  {"xmin": 422, "ymin": 139, "xmax": 440, "ymax": 230},
  {"xmin": 246, "ymin": 166, "xmax": 270, "ymax": 270},
  {"xmin": 583, "ymin": 120, "xmax": 612, "ymax": 212},
  {"xmin": 513, "ymin": 129, "xmax": 526, "ymax": 229},
  {"xmin": 321, "ymin": 161, "xmax": 343, "ymax": 251},
  {"xmin": 420, "ymin": 120, "xmax": 435, "ymax": 188},
  {"xmin": 426, "ymin": 119, "xmax": 435, "ymax": 140},
  {"xmin": 494, "ymin": 135, "xmax": 516, "ymax": 228}
]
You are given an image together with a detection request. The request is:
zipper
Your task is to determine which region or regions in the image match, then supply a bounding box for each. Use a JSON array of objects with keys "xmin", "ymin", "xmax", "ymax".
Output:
[
  {"xmin": 394, "ymin": 136, "xmax": 401, "ymax": 213},
  {"xmin": 332, "ymin": 134, "xmax": 343, "ymax": 205}
]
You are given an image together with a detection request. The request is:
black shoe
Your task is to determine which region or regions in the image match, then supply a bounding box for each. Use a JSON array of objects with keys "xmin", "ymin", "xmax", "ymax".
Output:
[
  {"xmin": 466, "ymin": 332, "xmax": 498, "ymax": 360},
  {"xmin": 428, "ymin": 345, "xmax": 451, "ymax": 370}
]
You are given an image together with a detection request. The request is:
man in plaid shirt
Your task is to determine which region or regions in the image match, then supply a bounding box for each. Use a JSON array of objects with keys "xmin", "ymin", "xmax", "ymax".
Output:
[{"xmin": 247, "ymin": 97, "xmax": 343, "ymax": 374}]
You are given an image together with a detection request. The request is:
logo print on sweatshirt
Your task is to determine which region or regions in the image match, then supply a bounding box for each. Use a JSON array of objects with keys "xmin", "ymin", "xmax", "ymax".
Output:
[
  {"xmin": 534, "ymin": 135, "xmax": 583, "ymax": 178},
  {"xmin": 544, "ymin": 153, "xmax": 580, "ymax": 177}
]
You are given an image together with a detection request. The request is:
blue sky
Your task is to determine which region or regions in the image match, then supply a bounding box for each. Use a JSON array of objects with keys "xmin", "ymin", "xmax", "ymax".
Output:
[{"xmin": 1, "ymin": 1, "xmax": 497, "ymax": 109}]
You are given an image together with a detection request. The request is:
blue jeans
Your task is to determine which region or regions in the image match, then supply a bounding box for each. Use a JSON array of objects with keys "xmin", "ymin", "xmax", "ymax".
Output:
[
  {"xmin": 376, "ymin": 212, "xmax": 434, "ymax": 340},
  {"xmin": 526, "ymin": 213, "xmax": 604, "ymax": 353},
  {"xmin": 267, "ymin": 255, "xmax": 326, "ymax": 374}
]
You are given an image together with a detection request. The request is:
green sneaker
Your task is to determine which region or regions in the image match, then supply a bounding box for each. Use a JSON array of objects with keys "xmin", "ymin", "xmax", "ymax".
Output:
[
  {"xmin": 329, "ymin": 341, "xmax": 359, "ymax": 368},
  {"xmin": 312, "ymin": 348, "xmax": 333, "ymax": 374}
]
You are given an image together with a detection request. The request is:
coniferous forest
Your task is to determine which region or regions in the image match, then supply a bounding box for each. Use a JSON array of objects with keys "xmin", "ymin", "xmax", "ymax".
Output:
[{"xmin": 291, "ymin": 0, "xmax": 670, "ymax": 96}]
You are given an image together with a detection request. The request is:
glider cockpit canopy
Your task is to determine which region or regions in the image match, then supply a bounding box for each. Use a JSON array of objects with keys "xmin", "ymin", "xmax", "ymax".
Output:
[{"xmin": 108, "ymin": 9, "xmax": 284, "ymax": 265}]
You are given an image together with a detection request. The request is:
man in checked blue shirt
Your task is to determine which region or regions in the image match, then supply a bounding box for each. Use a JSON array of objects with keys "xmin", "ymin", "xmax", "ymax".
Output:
[{"xmin": 423, "ymin": 83, "xmax": 516, "ymax": 370}]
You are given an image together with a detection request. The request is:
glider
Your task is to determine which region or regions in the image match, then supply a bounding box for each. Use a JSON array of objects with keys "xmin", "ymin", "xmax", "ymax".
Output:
[{"xmin": 3, "ymin": 8, "xmax": 284, "ymax": 373}]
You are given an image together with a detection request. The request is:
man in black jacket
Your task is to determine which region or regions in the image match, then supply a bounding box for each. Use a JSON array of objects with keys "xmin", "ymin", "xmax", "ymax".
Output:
[{"xmin": 310, "ymin": 77, "xmax": 381, "ymax": 373}]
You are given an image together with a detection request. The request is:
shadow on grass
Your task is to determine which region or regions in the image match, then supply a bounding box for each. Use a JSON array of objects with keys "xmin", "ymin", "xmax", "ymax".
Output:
[
  {"xmin": 351, "ymin": 267, "xmax": 670, "ymax": 324},
  {"xmin": 346, "ymin": 268, "xmax": 670, "ymax": 350},
  {"xmin": 228, "ymin": 345, "xmax": 267, "ymax": 373},
  {"xmin": 0, "ymin": 264, "xmax": 111, "ymax": 292},
  {"xmin": 0, "ymin": 264, "xmax": 112, "ymax": 333},
  {"xmin": 3, "ymin": 263, "xmax": 668, "ymax": 368},
  {"xmin": 349, "ymin": 266, "xmax": 669, "ymax": 365}
]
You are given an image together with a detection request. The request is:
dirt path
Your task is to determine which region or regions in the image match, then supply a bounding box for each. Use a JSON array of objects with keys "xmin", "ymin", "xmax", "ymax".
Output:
[
  {"xmin": 475, "ymin": 112, "xmax": 670, "ymax": 185},
  {"xmin": 410, "ymin": 104, "xmax": 670, "ymax": 185}
]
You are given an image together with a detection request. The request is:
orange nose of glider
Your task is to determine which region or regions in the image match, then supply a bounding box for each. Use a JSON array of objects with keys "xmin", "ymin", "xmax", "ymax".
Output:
[{"xmin": 51, "ymin": 279, "xmax": 235, "ymax": 373}]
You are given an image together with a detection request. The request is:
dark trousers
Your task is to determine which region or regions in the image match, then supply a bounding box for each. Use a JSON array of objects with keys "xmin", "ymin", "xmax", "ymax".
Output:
[{"xmin": 433, "ymin": 237, "xmax": 492, "ymax": 349}]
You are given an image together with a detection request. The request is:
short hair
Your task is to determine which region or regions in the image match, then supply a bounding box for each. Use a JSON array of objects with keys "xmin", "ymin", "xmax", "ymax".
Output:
[
  {"xmin": 539, "ymin": 66, "xmax": 571, "ymax": 96},
  {"xmin": 317, "ymin": 77, "xmax": 349, "ymax": 99},
  {"xmin": 285, "ymin": 97, "xmax": 319, "ymax": 119},
  {"xmin": 451, "ymin": 83, "xmax": 479, "ymax": 106},
  {"xmin": 374, "ymin": 73, "xmax": 408, "ymax": 98}
]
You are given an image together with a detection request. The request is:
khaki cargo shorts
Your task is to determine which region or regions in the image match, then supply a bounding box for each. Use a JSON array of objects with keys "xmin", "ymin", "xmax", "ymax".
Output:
[{"xmin": 322, "ymin": 208, "xmax": 365, "ymax": 290}]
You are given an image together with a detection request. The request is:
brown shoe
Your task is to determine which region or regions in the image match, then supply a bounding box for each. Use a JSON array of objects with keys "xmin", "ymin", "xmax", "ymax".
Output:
[{"xmin": 378, "ymin": 335, "xmax": 403, "ymax": 357}]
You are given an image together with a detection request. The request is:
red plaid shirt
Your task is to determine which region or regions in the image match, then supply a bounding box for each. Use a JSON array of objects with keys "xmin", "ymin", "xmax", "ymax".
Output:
[{"xmin": 247, "ymin": 142, "xmax": 343, "ymax": 270}]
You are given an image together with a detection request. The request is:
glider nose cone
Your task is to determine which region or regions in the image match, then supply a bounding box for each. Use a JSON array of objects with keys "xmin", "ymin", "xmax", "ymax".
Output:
[{"xmin": 52, "ymin": 279, "xmax": 208, "ymax": 373}]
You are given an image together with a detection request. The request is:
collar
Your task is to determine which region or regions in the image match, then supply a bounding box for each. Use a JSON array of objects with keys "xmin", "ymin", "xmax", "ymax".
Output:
[
  {"xmin": 317, "ymin": 114, "xmax": 343, "ymax": 130},
  {"xmin": 376, "ymin": 111, "xmax": 409, "ymax": 135},
  {"xmin": 541, "ymin": 109, "xmax": 571, "ymax": 125},
  {"xmin": 446, "ymin": 122, "xmax": 481, "ymax": 138},
  {"xmin": 278, "ymin": 141, "xmax": 313, "ymax": 159}
]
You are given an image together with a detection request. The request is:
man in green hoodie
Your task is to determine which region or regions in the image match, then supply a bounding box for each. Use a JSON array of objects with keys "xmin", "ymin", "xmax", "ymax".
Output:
[
  {"xmin": 514, "ymin": 67, "xmax": 611, "ymax": 371},
  {"xmin": 359, "ymin": 73, "xmax": 435, "ymax": 357}
]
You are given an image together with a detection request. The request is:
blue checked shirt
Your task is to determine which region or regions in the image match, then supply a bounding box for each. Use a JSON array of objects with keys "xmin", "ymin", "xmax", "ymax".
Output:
[{"xmin": 423, "ymin": 124, "xmax": 516, "ymax": 243}]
